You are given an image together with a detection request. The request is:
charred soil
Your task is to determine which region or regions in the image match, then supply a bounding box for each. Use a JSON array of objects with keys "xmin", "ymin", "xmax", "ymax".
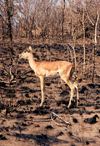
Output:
[{"xmin": 0, "ymin": 39, "xmax": 100, "ymax": 146}]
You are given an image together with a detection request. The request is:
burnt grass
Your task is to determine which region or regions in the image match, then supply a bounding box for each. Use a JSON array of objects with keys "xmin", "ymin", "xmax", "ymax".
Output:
[{"xmin": 0, "ymin": 39, "xmax": 100, "ymax": 146}]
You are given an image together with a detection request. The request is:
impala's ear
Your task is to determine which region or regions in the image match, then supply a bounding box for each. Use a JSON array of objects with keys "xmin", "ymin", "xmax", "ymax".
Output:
[{"xmin": 29, "ymin": 46, "xmax": 32, "ymax": 51}]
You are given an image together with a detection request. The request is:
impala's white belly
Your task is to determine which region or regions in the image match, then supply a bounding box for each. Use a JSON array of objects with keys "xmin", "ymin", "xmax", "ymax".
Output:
[{"xmin": 45, "ymin": 70, "xmax": 60, "ymax": 78}]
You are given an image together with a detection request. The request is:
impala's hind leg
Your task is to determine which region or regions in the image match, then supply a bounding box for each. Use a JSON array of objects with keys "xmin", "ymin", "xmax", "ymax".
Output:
[
  {"xmin": 71, "ymin": 79, "xmax": 79, "ymax": 106},
  {"xmin": 61, "ymin": 75, "xmax": 75, "ymax": 108}
]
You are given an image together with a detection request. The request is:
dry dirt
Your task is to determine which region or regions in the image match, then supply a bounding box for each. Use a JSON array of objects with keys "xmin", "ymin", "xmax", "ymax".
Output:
[{"xmin": 0, "ymin": 39, "xmax": 100, "ymax": 146}]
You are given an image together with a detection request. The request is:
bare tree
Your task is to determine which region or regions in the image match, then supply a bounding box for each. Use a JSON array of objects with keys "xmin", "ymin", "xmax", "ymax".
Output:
[
  {"xmin": 82, "ymin": 0, "xmax": 86, "ymax": 74},
  {"xmin": 5, "ymin": 0, "xmax": 14, "ymax": 65},
  {"xmin": 86, "ymin": 0, "xmax": 99, "ymax": 82},
  {"xmin": 61, "ymin": 0, "xmax": 65, "ymax": 39}
]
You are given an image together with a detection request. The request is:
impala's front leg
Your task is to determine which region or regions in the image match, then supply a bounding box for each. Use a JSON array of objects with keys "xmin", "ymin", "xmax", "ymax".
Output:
[{"xmin": 39, "ymin": 76, "xmax": 44, "ymax": 107}]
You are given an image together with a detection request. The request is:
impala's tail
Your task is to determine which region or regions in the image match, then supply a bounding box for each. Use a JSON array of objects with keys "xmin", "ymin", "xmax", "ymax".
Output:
[{"xmin": 70, "ymin": 64, "xmax": 78, "ymax": 81}]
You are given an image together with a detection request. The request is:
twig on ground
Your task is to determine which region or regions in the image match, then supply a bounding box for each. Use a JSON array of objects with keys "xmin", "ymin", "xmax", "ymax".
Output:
[{"xmin": 51, "ymin": 112, "xmax": 71, "ymax": 127}]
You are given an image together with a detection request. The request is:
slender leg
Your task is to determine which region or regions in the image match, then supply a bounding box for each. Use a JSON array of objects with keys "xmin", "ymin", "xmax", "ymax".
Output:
[
  {"xmin": 71, "ymin": 79, "xmax": 79, "ymax": 106},
  {"xmin": 74, "ymin": 82, "xmax": 79, "ymax": 106},
  {"xmin": 67, "ymin": 80, "xmax": 75, "ymax": 108},
  {"xmin": 61, "ymin": 76, "xmax": 75, "ymax": 108},
  {"xmin": 39, "ymin": 76, "xmax": 44, "ymax": 107}
]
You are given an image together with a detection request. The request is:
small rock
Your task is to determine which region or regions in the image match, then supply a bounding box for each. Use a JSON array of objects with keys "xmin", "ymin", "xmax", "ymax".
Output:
[
  {"xmin": 79, "ymin": 86, "xmax": 88, "ymax": 93},
  {"xmin": 25, "ymin": 93, "xmax": 30, "ymax": 98},
  {"xmin": 18, "ymin": 125, "xmax": 22, "ymax": 133},
  {"xmin": 94, "ymin": 96, "xmax": 100, "ymax": 100},
  {"xmin": 45, "ymin": 83, "xmax": 51, "ymax": 86},
  {"xmin": 17, "ymin": 100, "xmax": 25, "ymax": 105},
  {"xmin": 86, "ymin": 141, "xmax": 89, "ymax": 145},
  {"xmin": 87, "ymin": 83, "xmax": 95, "ymax": 88},
  {"xmin": 73, "ymin": 117, "xmax": 78, "ymax": 123},
  {"xmin": 68, "ymin": 131, "xmax": 73, "ymax": 136},
  {"xmin": 4, "ymin": 126, "xmax": 9, "ymax": 132},
  {"xmin": 78, "ymin": 78, "xmax": 82, "ymax": 83},
  {"xmin": 30, "ymin": 115, "xmax": 34, "ymax": 119},
  {"xmin": 45, "ymin": 125, "xmax": 53, "ymax": 129},
  {"xmin": 36, "ymin": 134, "xmax": 48, "ymax": 140},
  {"xmin": 56, "ymin": 101, "xmax": 61, "ymax": 106},
  {"xmin": 84, "ymin": 114, "xmax": 99, "ymax": 124},
  {"xmin": 0, "ymin": 133, "xmax": 7, "ymax": 140},
  {"xmin": 22, "ymin": 122, "xmax": 27, "ymax": 126},
  {"xmin": 57, "ymin": 131, "xmax": 64, "ymax": 136},
  {"xmin": 94, "ymin": 105, "xmax": 100, "ymax": 109},
  {"xmin": 34, "ymin": 95, "xmax": 38, "ymax": 98},
  {"xmin": 26, "ymin": 99, "xmax": 31, "ymax": 104}
]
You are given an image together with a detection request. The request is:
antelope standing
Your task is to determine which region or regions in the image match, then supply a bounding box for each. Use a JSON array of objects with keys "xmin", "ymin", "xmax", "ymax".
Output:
[{"xmin": 19, "ymin": 46, "xmax": 79, "ymax": 108}]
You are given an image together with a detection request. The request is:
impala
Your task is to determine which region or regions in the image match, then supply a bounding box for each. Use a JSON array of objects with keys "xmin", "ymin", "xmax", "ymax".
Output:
[{"xmin": 19, "ymin": 46, "xmax": 79, "ymax": 108}]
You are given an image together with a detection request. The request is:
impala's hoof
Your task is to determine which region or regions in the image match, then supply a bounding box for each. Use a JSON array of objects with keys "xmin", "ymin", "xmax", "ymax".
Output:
[
  {"xmin": 39, "ymin": 103, "xmax": 43, "ymax": 107},
  {"xmin": 67, "ymin": 102, "xmax": 71, "ymax": 108},
  {"xmin": 77, "ymin": 99, "xmax": 80, "ymax": 106},
  {"xmin": 67, "ymin": 105, "xmax": 70, "ymax": 109}
]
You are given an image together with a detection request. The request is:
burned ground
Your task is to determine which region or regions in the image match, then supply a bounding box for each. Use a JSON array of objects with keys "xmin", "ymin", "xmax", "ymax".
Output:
[{"xmin": 0, "ymin": 39, "xmax": 100, "ymax": 146}]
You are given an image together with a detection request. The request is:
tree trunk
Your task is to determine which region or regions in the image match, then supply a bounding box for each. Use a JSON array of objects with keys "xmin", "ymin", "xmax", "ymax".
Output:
[
  {"xmin": 5, "ymin": 0, "xmax": 13, "ymax": 65},
  {"xmin": 92, "ymin": 46, "xmax": 95, "ymax": 83},
  {"xmin": 62, "ymin": 0, "xmax": 65, "ymax": 39},
  {"xmin": 92, "ymin": 9, "xmax": 99, "ymax": 83},
  {"xmin": 82, "ymin": 2, "xmax": 86, "ymax": 74}
]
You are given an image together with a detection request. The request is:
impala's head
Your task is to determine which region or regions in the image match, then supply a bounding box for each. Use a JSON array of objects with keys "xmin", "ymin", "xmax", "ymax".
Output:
[{"xmin": 19, "ymin": 46, "xmax": 32, "ymax": 59}]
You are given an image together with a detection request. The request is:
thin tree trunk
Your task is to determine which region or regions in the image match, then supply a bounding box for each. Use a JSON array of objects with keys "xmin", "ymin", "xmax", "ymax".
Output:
[
  {"xmin": 92, "ymin": 46, "xmax": 95, "ymax": 83},
  {"xmin": 62, "ymin": 0, "xmax": 65, "ymax": 39},
  {"xmin": 82, "ymin": 2, "xmax": 86, "ymax": 74},
  {"xmin": 73, "ymin": 40, "xmax": 77, "ymax": 73},
  {"xmin": 94, "ymin": 9, "xmax": 99, "ymax": 46},
  {"xmin": 92, "ymin": 9, "xmax": 99, "ymax": 83},
  {"xmin": 5, "ymin": 0, "xmax": 13, "ymax": 65}
]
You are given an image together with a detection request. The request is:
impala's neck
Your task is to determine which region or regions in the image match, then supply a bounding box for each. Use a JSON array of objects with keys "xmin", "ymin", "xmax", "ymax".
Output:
[{"xmin": 28, "ymin": 53, "xmax": 36, "ymax": 71}]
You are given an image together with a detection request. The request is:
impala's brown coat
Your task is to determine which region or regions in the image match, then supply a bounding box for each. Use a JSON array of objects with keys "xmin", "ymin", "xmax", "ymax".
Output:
[{"xmin": 19, "ymin": 46, "xmax": 79, "ymax": 108}]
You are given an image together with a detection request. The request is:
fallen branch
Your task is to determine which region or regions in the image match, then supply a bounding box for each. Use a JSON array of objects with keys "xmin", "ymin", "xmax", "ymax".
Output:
[{"xmin": 51, "ymin": 112, "xmax": 71, "ymax": 127}]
